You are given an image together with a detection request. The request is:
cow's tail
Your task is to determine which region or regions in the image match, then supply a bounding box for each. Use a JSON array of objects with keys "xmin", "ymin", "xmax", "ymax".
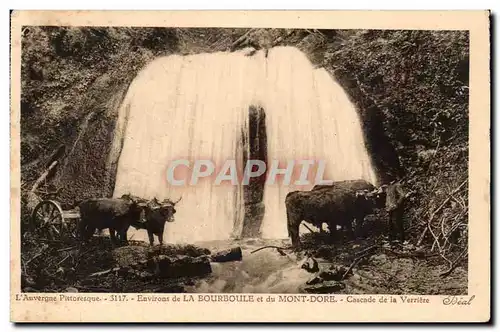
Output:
[
  {"xmin": 285, "ymin": 194, "xmax": 293, "ymax": 238},
  {"xmin": 286, "ymin": 210, "xmax": 292, "ymax": 238}
]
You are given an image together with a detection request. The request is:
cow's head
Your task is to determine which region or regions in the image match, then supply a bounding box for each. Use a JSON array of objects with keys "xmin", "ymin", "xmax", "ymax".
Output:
[
  {"xmin": 371, "ymin": 185, "xmax": 389, "ymax": 208},
  {"xmin": 144, "ymin": 196, "xmax": 181, "ymax": 224},
  {"xmin": 355, "ymin": 187, "xmax": 386, "ymax": 210}
]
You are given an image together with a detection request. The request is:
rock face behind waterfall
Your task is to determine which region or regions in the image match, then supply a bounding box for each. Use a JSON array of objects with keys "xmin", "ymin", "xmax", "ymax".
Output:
[
  {"xmin": 52, "ymin": 86, "xmax": 130, "ymax": 206},
  {"xmin": 241, "ymin": 106, "xmax": 267, "ymax": 238}
]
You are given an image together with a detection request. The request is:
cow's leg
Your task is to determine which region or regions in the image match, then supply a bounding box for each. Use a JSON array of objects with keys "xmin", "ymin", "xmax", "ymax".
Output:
[
  {"xmin": 147, "ymin": 229, "xmax": 155, "ymax": 246},
  {"xmin": 109, "ymin": 228, "xmax": 118, "ymax": 247},
  {"xmin": 395, "ymin": 207, "xmax": 405, "ymax": 242},
  {"xmin": 158, "ymin": 225, "xmax": 165, "ymax": 246},
  {"xmin": 78, "ymin": 221, "xmax": 92, "ymax": 248},
  {"xmin": 79, "ymin": 220, "xmax": 91, "ymax": 242},
  {"xmin": 354, "ymin": 213, "xmax": 364, "ymax": 237},
  {"xmin": 116, "ymin": 230, "xmax": 126, "ymax": 246},
  {"xmin": 120, "ymin": 225, "xmax": 130, "ymax": 245},
  {"xmin": 327, "ymin": 222, "xmax": 338, "ymax": 242},
  {"xmin": 346, "ymin": 219, "xmax": 355, "ymax": 240},
  {"xmin": 84, "ymin": 226, "xmax": 95, "ymax": 242},
  {"xmin": 388, "ymin": 211, "xmax": 396, "ymax": 241},
  {"xmin": 286, "ymin": 206, "xmax": 302, "ymax": 247},
  {"xmin": 77, "ymin": 221, "xmax": 86, "ymax": 241}
]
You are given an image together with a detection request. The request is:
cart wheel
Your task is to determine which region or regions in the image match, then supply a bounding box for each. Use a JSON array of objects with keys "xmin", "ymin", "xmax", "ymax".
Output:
[{"xmin": 32, "ymin": 200, "xmax": 66, "ymax": 241}]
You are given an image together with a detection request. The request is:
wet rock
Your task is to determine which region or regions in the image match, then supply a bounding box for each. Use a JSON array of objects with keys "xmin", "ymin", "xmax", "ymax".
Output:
[
  {"xmin": 304, "ymin": 281, "xmax": 346, "ymax": 294},
  {"xmin": 210, "ymin": 247, "xmax": 243, "ymax": 263},
  {"xmin": 318, "ymin": 270, "xmax": 338, "ymax": 281},
  {"xmin": 155, "ymin": 255, "xmax": 212, "ymax": 278},
  {"xmin": 315, "ymin": 246, "xmax": 335, "ymax": 260},
  {"xmin": 112, "ymin": 246, "xmax": 149, "ymax": 267},
  {"xmin": 148, "ymin": 244, "xmax": 211, "ymax": 258},
  {"xmin": 321, "ymin": 265, "xmax": 349, "ymax": 281},
  {"xmin": 301, "ymin": 257, "xmax": 319, "ymax": 273},
  {"xmin": 306, "ymin": 275, "xmax": 323, "ymax": 285}
]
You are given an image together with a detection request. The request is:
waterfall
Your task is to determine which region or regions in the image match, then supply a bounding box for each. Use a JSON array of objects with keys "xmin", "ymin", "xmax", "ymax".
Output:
[{"xmin": 111, "ymin": 46, "xmax": 377, "ymax": 244}]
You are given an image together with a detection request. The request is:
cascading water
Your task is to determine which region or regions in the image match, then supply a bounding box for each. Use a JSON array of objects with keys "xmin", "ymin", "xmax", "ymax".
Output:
[{"xmin": 111, "ymin": 46, "xmax": 377, "ymax": 245}]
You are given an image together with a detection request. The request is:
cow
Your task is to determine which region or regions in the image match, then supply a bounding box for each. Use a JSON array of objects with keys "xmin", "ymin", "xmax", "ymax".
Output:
[
  {"xmin": 286, "ymin": 180, "xmax": 385, "ymax": 247},
  {"xmin": 78, "ymin": 196, "xmax": 147, "ymax": 247},
  {"xmin": 311, "ymin": 179, "xmax": 381, "ymax": 233},
  {"xmin": 120, "ymin": 193, "xmax": 149, "ymax": 227},
  {"xmin": 381, "ymin": 180, "xmax": 408, "ymax": 242},
  {"xmin": 312, "ymin": 179, "xmax": 376, "ymax": 192},
  {"xmin": 135, "ymin": 196, "xmax": 181, "ymax": 246}
]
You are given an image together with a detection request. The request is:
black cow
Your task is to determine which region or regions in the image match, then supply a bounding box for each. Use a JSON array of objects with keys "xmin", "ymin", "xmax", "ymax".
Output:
[
  {"xmin": 78, "ymin": 196, "xmax": 147, "ymax": 247},
  {"xmin": 134, "ymin": 196, "xmax": 181, "ymax": 246},
  {"xmin": 312, "ymin": 179, "xmax": 376, "ymax": 192},
  {"xmin": 286, "ymin": 181, "xmax": 383, "ymax": 247},
  {"xmin": 381, "ymin": 181, "xmax": 408, "ymax": 242},
  {"xmin": 312, "ymin": 179, "xmax": 381, "ymax": 233}
]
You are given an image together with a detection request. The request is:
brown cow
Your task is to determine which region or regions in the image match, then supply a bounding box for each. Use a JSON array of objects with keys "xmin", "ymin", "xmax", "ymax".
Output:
[
  {"xmin": 78, "ymin": 196, "xmax": 147, "ymax": 247},
  {"xmin": 312, "ymin": 179, "xmax": 376, "ymax": 192},
  {"xmin": 286, "ymin": 185, "xmax": 383, "ymax": 247},
  {"xmin": 383, "ymin": 180, "xmax": 407, "ymax": 242},
  {"xmin": 311, "ymin": 179, "xmax": 380, "ymax": 233}
]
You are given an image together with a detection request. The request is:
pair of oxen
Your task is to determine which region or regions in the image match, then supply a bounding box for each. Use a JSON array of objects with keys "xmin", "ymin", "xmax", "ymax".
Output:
[
  {"xmin": 285, "ymin": 179, "xmax": 406, "ymax": 247},
  {"xmin": 77, "ymin": 194, "xmax": 181, "ymax": 247}
]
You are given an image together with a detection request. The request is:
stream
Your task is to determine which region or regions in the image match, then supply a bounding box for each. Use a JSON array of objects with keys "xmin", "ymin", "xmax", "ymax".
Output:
[{"xmin": 185, "ymin": 238, "xmax": 312, "ymax": 294}]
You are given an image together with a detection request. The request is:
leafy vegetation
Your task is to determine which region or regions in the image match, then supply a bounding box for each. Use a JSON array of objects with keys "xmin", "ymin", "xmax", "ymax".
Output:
[{"xmin": 317, "ymin": 30, "xmax": 469, "ymax": 264}]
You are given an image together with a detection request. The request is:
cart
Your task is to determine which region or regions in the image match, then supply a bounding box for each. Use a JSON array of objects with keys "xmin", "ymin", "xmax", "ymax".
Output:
[{"xmin": 31, "ymin": 192, "xmax": 80, "ymax": 241}]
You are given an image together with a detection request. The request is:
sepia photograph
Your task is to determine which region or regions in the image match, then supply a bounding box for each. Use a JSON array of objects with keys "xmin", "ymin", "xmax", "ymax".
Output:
[{"xmin": 10, "ymin": 10, "xmax": 490, "ymax": 323}]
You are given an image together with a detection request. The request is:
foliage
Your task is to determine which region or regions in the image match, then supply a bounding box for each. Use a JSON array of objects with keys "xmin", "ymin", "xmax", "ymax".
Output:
[
  {"xmin": 319, "ymin": 30, "xmax": 469, "ymax": 261},
  {"xmin": 323, "ymin": 30, "xmax": 469, "ymax": 165},
  {"xmin": 20, "ymin": 26, "xmax": 180, "ymax": 183}
]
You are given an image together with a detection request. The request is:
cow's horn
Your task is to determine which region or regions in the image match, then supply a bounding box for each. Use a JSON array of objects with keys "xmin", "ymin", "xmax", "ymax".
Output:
[{"xmin": 173, "ymin": 196, "xmax": 182, "ymax": 205}]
